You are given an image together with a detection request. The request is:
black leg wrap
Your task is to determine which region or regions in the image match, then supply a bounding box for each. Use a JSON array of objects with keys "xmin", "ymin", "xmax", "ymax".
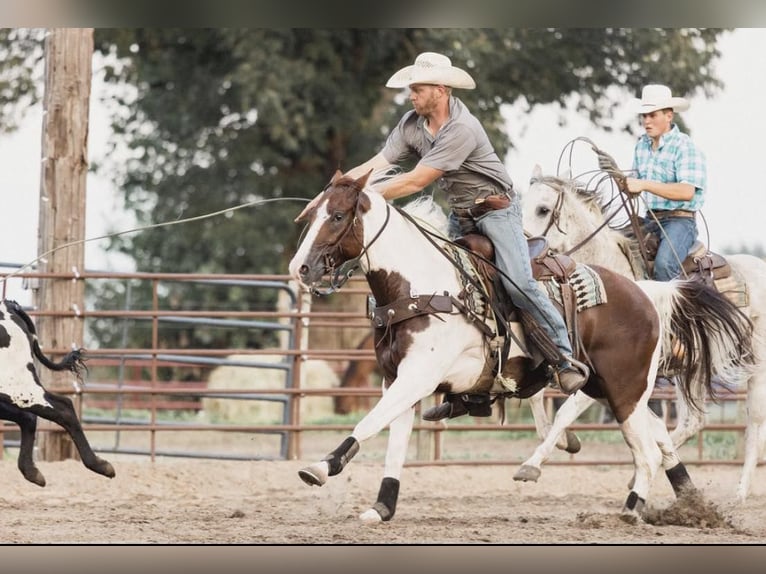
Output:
[
  {"xmin": 665, "ymin": 462, "xmax": 694, "ymax": 496},
  {"xmin": 624, "ymin": 490, "xmax": 646, "ymax": 513},
  {"xmin": 322, "ymin": 436, "xmax": 359, "ymax": 476},
  {"xmin": 371, "ymin": 477, "xmax": 400, "ymax": 522}
]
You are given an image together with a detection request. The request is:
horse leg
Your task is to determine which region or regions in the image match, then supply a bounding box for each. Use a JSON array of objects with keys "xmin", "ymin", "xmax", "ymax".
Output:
[
  {"xmin": 646, "ymin": 408, "xmax": 696, "ymax": 497},
  {"xmin": 0, "ymin": 400, "xmax": 46, "ymax": 486},
  {"xmin": 737, "ymin": 372, "xmax": 766, "ymax": 502},
  {"xmin": 527, "ymin": 389, "xmax": 584, "ymax": 454},
  {"xmin": 669, "ymin": 376, "xmax": 706, "ymax": 448},
  {"xmin": 27, "ymin": 392, "xmax": 115, "ymax": 478},
  {"xmin": 299, "ymin": 358, "xmax": 442, "ymax": 488},
  {"xmin": 618, "ymin": 401, "xmax": 664, "ymax": 523},
  {"xmin": 358, "ymin": 403, "xmax": 415, "ymax": 523},
  {"xmin": 514, "ymin": 391, "xmax": 596, "ymax": 482}
]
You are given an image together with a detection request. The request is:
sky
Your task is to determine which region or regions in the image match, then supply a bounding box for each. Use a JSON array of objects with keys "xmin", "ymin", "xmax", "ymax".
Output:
[{"xmin": 2, "ymin": 28, "xmax": 765, "ymax": 305}]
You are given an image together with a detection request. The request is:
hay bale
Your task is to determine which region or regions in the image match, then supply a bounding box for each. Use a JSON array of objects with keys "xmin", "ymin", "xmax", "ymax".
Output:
[{"xmin": 201, "ymin": 354, "xmax": 339, "ymax": 424}]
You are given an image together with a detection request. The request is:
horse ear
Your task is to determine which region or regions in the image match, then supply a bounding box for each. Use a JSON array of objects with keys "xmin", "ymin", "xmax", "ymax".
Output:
[
  {"xmin": 355, "ymin": 169, "xmax": 373, "ymax": 190},
  {"xmin": 331, "ymin": 169, "xmax": 344, "ymax": 184},
  {"xmin": 532, "ymin": 164, "xmax": 543, "ymax": 179}
]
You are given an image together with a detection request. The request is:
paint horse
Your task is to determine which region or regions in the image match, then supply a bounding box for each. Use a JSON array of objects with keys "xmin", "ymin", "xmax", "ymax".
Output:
[
  {"xmin": 0, "ymin": 299, "xmax": 115, "ymax": 485},
  {"xmin": 521, "ymin": 165, "xmax": 764, "ymax": 501},
  {"xmin": 288, "ymin": 170, "xmax": 752, "ymax": 522}
]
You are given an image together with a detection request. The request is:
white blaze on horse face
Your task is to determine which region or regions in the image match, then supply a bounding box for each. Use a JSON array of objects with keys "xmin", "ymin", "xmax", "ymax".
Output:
[
  {"xmin": 0, "ymin": 303, "xmax": 49, "ymax": 408},
  {"xmin": 288, "ymin": 196, "xmax": 332, "ymax": 289}
]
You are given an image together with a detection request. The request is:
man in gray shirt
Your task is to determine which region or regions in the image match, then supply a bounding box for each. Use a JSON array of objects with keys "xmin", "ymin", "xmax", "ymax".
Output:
[{"xmin": 345, "ymin": 52, "xmax": 589, "ymax": 418}]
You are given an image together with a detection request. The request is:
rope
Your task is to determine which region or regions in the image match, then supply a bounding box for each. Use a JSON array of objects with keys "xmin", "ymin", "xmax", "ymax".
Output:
[{"xmin": 0, "ymin": 196, "xmax": 311, "ymax": 288}]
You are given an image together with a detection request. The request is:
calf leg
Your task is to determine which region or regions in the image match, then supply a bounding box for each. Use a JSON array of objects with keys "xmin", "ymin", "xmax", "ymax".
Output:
[
  {"xmin": 0, "ymin": 401, "xmax": 46, "ymax": 486},
  {"xmin": 28, "ymin": 392, "xmax": 115, "ymax": 478}
]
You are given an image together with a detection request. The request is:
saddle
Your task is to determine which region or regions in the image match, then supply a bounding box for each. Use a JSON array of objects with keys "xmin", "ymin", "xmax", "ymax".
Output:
[
  {"xmin": 454, "ymin": 233, "xmax": 583, "ymax": 395},
  {"xmin": 628, "ymin": 233, "xmax": 749, "ymax": 308}
]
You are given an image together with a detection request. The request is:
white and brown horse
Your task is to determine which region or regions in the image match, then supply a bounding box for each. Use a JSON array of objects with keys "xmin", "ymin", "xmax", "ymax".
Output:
[
  {"xmin": 288, "ymin": 170, "xmax": 752, "ymax": 522},
  {"xmin": 521, "ymin": 165, "xmax": 764, "ymax": 501}
]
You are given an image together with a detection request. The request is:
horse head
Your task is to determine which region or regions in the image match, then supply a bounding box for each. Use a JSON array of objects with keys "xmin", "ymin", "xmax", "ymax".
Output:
[{"xmin": 289, "ymin": 170, "xmax": 376, "ymax": 292}]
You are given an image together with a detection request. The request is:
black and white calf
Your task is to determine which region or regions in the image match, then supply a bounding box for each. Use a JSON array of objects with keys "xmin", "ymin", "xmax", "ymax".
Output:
[{"xmin": 0, "ymin": 299, "xmax": 114, "ymax": 485}]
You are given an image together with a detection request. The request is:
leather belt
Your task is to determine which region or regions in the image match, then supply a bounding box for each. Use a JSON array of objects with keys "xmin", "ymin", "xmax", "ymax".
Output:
[
  {"xmin": 452, "ymin": 193, "xmax": 512, "ymax": 219},
  {"xmin": 649, "ymin": 209, "xmax": 696, "ymax": 219}
]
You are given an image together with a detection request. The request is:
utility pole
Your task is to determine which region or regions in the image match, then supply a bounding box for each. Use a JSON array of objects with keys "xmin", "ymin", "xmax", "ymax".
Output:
[{"xmin": 35, "ymin": 28, "xmax": 94, "ymax": 461}]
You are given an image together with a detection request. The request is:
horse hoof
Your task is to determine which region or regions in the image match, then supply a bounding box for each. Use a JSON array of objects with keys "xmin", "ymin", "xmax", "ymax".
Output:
[
  {"xmin": 359, "ymin": 508, "xmax": 383, "ymax": 523},
  {"xmin": 564, "ymin": 430, "xmax": 581, "ymax": 454},
  {"xmin": 298, "ymin": 462, "xmax": 329, "ymax": 487},
  {"xmin": 513, "ymin": 465, "xmax": 541, "ymax": 482},
  {"xmin": 619, "ymin": 509, "xmax": 643, "ymax": 525}
]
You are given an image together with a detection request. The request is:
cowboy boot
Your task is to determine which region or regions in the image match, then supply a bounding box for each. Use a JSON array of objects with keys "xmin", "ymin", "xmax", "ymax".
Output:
[
  {"xmin": 422, "ymin": 393, "xmax": 492, "ymax": 421},
  {"xmin": 555, "ymin": 357, "xmax": 590, "ymax": 394}
]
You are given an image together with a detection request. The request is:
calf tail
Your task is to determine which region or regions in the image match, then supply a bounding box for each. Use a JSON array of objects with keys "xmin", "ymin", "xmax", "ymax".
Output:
[
  {"xmin": 32, "ymin": 340, "xmax": 88, "ymax": 378},
  {"xmin": 638, "ymin": 279, "xmax": 754, "ymax": 413},
  {"xmin": 4, "ymin": 299, "xmax": 88, "ymax": 378}
]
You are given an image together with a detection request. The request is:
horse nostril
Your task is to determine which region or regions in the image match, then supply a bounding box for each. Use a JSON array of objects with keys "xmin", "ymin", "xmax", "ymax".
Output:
[{"xmin": 299, "ymin": 264, "xmax": 309, "ymax": 278}]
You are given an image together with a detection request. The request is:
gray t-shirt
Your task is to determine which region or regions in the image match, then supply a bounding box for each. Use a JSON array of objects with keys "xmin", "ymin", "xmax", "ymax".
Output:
[{"xmin": 380, "ymin": 96, "xmax": 514, "ymax": 210}]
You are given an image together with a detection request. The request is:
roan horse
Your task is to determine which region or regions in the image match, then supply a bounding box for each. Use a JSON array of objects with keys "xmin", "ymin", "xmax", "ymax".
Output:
[
  {"xmin": 521, "ymin": 165, "xmax": 766, "ymax": 502},
  {"xmin": 0, "ymin": 299, "xmax": 115, "ymax": 485},
  {"xmin": 288, "ymin": 170, "xmax": 753, "ymax": 523}
]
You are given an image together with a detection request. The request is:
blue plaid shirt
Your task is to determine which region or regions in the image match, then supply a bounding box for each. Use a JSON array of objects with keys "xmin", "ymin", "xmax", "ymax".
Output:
[{"xmin": 632, "ymin": 124, "xmax": 707, "ymax": 211}]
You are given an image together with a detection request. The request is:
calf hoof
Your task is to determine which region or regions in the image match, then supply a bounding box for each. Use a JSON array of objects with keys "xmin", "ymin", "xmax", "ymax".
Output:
[
  {"xmin": 298, "ymin": 462, "xmax": 329, "ymax": 487},
  {"xmin": 99, "ymin": 460, "xmax": 116, "ymax": 478},
  {"xmin": 513, "ymin": 465, "xmax": 541, "ymax": 482},
  {"xmin": 22, "ymin": 467, "xmax": 46, "ymax": 487},
  {"xmin": 563, "ymin": 430, "xmax": 581, "ymax": 454}
]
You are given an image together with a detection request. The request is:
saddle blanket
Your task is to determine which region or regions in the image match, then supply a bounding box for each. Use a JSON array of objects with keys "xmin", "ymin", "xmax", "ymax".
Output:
[{"xmin": 540, "ymin": 263, "xmax": 607, "ymax": 312}]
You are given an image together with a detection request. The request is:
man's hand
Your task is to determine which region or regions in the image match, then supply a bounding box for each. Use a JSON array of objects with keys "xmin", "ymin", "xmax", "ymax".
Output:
[{"xmin": 624, "ymin": 177, "xmax": 645, "ymax": 195}]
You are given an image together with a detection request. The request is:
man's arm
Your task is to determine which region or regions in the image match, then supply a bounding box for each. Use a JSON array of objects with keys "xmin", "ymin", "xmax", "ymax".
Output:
[
  {"xmin": 625, "ymin": 178, "xmax": 695, "ymax": 201},
  {"xmin": 375, "ymin": 163, "xmax": 443, "ymax": 200},
  {"xmin": 345, "ymin": 153, "xmax": 392, "ymax": 179}
]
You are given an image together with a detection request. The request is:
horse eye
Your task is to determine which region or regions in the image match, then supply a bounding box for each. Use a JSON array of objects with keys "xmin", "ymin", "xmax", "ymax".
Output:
[
  {"xmin": 536, "ymin": 207, "xmax": 550, "ymax": 216},
  {"xmin": 332, "ymin": 211, "xmax": 345, "ymax": 222}
]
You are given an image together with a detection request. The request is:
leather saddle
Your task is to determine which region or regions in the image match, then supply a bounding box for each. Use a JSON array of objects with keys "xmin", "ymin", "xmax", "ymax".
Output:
[
  {"xmin": 637, "ymin": 235, "xmax": 747, "ymax": 308},
  {"xmin": 455, "ymin": 234, "xmax": 576, "ymax": 284}
]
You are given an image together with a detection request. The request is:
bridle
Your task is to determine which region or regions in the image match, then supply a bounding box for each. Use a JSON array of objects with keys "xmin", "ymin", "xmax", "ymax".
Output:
[
  {"xmin": 306, "ymin": 193, "xmax": 391, "ymax": 296},
  {"xmin": 529, "ymin": 174, "xmax": 622, "ymax": 257}
]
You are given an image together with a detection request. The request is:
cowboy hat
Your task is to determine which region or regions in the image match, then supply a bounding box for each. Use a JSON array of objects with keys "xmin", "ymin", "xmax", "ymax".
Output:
[
  {"xmin": 631, "ymin": 84, "xmax": 690, "ymax": 114},
  {"xmin": 386, "ymin": 52, "xmax": 476, "ymax": 89}
]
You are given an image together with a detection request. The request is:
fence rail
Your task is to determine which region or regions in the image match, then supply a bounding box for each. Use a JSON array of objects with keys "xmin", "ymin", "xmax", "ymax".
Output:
[{"xmin": 0, "ymin": 268, "xmax": 753, "ymax": 468}]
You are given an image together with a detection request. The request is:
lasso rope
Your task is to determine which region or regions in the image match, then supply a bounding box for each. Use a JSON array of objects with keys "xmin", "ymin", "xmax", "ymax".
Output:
[{"xmin": 0, "ymin": 196, "xmax": 311, "ymax": 290}]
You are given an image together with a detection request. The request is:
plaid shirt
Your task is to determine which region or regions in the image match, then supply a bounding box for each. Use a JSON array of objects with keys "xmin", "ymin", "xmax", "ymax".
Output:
[{"xmin": 632, "ymin": 124, "xmax": 707, "ymax": 211}]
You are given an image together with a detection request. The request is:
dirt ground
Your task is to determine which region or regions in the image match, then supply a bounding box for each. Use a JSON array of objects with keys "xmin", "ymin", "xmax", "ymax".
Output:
[{"xmin": 1, "ymin": 449, "xmax": 765, "ymax": 544}]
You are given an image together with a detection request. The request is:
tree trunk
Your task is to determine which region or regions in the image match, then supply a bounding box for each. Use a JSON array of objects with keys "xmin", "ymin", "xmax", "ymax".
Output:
[{"xmin": 35, "ymin": 28, "xmax": 93, "ymax": 462}]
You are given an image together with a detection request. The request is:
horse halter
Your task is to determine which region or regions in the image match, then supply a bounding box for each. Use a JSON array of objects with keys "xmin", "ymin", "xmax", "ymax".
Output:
[
  {"xmin": 306, "ymin": 193, "xmax": 391, "ymax": 296},
  {"xmin": 529, "ymin": 175, "xmax": 568, "ymax": 237}
]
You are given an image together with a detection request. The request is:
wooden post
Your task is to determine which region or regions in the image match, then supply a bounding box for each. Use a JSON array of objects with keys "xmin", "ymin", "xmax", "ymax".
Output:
[{"xmin": 35, "ymin": 28, "xmax": 93, "ymax": 461}]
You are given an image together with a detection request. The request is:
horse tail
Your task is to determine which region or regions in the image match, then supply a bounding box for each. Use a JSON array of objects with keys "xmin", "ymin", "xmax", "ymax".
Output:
[
  {"xmin": 637, "ymin": 279, "xmax": 754, "ymax": 413},
  {"xmin": 4, "ymin": 299, "xmax": 88, "ymax": 378}
]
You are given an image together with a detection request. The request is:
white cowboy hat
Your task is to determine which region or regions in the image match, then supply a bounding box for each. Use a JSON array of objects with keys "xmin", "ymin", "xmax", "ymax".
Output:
[
  {"xmin": 386, "ymin": 52, "xmax": 476, "ymax": 89},
  {"xmin": 631, "ymin": 84, "xmax": 690, "ymax": 114}
]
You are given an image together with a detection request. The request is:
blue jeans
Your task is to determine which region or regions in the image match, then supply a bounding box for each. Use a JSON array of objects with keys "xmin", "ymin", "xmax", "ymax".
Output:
[
  {"xmin": 643, "ymin": 217, "xmax": 698, "ymax": 281},
  {"xmin": 449, "ymin": 199, "xmax": 573, "ymax": 359}
]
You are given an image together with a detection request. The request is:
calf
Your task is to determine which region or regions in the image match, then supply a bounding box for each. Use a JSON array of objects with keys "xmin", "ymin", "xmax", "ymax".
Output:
[{"xmin": 0, "ymin": 299, "xmax": 114, "ymax": 486}]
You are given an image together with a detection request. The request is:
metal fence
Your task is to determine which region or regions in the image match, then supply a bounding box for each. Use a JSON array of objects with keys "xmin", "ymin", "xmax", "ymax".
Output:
[{"xmin": 0, "ymin": 268, "xmax": 752, "ymax": 468}]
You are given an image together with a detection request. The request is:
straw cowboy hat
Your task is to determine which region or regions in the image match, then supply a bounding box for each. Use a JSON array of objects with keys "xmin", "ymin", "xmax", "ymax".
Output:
[
  {"xmin": 386, "ymin": 52, "xmax": 476, "ymax": 89},
  {"xmin": 632, "ymin": 84, "xmax": 690, "ymax": 114}
]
